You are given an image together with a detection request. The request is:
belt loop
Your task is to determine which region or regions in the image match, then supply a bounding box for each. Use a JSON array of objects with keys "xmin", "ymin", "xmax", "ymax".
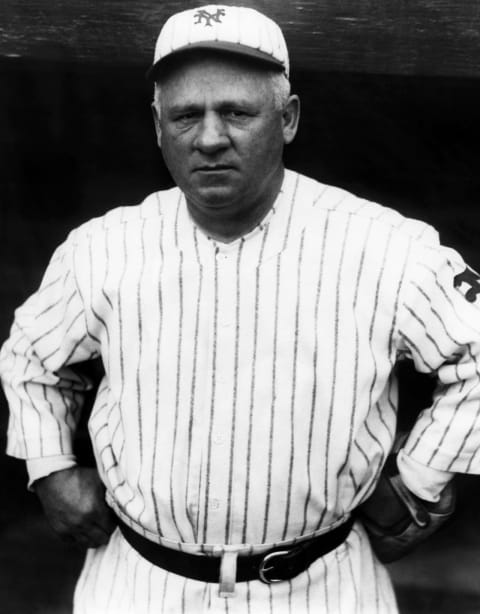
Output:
[{"xmin": 218, "ymin": 550, "xmax": 238, "ymax": 598}]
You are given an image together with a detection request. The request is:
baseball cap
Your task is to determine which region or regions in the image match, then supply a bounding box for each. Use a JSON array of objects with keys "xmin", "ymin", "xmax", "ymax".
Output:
[{"xmin": 147, "ymin": 5, "xmax": 289, "ymax": 81}]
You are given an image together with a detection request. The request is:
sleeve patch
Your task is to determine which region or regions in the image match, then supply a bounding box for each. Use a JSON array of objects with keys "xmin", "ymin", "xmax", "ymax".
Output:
[{"xmin": 454, "ymin": 267, "xmax": 480, "ymax": 303}]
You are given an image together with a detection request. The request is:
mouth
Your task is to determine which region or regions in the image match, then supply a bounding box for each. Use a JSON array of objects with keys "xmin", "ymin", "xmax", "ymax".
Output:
[{"xmin": 194, "ymin": 165, "xmax": 234, "ymax": 173}]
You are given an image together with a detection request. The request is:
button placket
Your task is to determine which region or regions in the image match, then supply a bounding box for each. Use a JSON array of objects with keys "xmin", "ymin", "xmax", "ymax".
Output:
[{"xmin": 206, "ymin": 245, "xmax": 237, "ymax": 533}]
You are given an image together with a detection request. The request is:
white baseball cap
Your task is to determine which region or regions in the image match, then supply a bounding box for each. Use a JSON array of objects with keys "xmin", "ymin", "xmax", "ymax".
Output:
[{"xmin": 147, "ymin": 5, "xmax": 290, "ymax": 80}]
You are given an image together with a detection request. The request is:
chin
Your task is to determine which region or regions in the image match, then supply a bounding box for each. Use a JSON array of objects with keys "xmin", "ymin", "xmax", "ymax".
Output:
[{"xmin": 194, "ymin": 187, "xmax": 239, "ymax": 209}]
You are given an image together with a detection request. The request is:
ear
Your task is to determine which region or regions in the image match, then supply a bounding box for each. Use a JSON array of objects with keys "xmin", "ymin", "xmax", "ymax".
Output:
[
  {"xmin": 282, "ymin": 95, "xmax": 300, "ymax": 145},
  {"xmin": 151, "ymin": 102, "xmax": 162, "ymax": 149}
]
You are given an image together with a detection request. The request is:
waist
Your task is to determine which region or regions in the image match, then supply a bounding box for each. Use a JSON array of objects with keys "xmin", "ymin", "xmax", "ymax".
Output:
[{"xmin": 116, "ymin": 515, "xmax": 354, "ymax": 585}]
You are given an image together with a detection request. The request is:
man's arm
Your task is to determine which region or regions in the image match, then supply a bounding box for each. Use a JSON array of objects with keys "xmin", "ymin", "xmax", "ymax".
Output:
[
  {"xmin": 397, "ymin": 245, "xmax": 480, "ymax": 475},
  {"xmin": 0, "ymin": 236, "xmax": 114, "ymax": 546},
  {"xmin": 361, "ymin": 243, "xmax": 480, "ymax": 560}
]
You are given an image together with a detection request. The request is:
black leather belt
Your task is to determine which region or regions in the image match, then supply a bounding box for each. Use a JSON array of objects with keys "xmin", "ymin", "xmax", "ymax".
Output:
[{"xmin": 117, "ymin": 517, "xmax": 353, "ymax": 584}]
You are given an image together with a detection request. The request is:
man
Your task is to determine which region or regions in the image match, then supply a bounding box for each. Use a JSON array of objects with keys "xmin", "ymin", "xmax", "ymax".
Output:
[{"xmin": 1, "ymin": 5, "xmax": 480, "ymax": 613}]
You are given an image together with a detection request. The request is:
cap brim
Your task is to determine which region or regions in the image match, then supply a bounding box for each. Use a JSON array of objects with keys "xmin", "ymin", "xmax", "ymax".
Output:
[{"xmin": 146, "ymin": 41, "xmax": 285, "ymax": 81}]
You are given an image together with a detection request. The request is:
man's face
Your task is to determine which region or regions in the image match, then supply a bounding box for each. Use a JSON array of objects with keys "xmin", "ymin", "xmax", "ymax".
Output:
[{"xmin": 154, "ymin": 54, "xmax": 298, "ymax": 218}]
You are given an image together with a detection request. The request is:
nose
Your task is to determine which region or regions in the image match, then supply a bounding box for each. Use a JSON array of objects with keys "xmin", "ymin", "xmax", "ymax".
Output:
[{"xmin": 193, "ymin": 112, "xmax": 229, "ymax": 154}]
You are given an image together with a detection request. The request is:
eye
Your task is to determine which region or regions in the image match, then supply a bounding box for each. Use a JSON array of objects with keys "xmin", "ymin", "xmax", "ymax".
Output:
[
  {"xmin": 224, "ymin": 109, "xmax": 250, "ymax": 119},
  {"xmin": 174, "ymin": 112, "xmax": 200, "ymax": 125}
]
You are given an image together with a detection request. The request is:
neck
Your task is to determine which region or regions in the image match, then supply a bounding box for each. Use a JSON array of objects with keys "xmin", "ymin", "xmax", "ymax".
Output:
[{"xmin": 186, "ymin": 167, "xmax": 284, "ymax": 243}]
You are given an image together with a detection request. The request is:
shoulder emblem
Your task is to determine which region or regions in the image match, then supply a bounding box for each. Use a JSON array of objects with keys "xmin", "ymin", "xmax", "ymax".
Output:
[{"xmin": 454, "ymin": 267, "xmax": 480, "ymax": 303}]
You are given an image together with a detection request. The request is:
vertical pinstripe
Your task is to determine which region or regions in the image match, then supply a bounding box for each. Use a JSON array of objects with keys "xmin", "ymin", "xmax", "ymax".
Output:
[
  {"xmin": 202, "ymin": 246, "xmax": 219, "ymax": 543},
  {"xmin": 267, "ymin": 584, "xmax": 274, "ymax": 614},
  {"xmin": 181, "ymin": 576, "xmax": 188, "ymax": 614},
  {"xmin": 136, "ymin": 221, "xmax": 146, "ymax": 461},
  {"xmin": 89, "ymin": 236, "xmax": 109, "ymax": 347},
  {"xmin": 322, "ymin": 556, "xmax": 330, "ymax": 613},
  {"xmin": 134, "ymin": 219, "xmax": 147, "ymax": 523},
  {"xmin": 261, "ymin": 174, "xmax": 299, "ymax": 544},
  {"xmin": 2, "ymin": 170, "xmax": 480, "ymax": 613},
  {"xmin": 336, "ymin": 218, "xmax": 373, "ymax": 482},
  {"xmin": 301, "ymin": 211, "xmax": 330, "ymax": 534},
  {"xmin": 225, "ymin": 238, "xmax": 244, "ymax": 543},
  {"xmin": 169, "ymin": 248, "xmax": 184, "ymax": 539},
  {"xmin": 160, "ymin": 567, "xmax": 169, "ymax": 613},
  {"xmin": 305, "ymin": 569, "xmax": 312, "ymax": 614},
  {"xmin": 115, "ymin": 220, "xmax": 129, "ymax": 474},
  {"xmin": 106, "ymin": 549, "xmax": 123, "ymax": 611},
  {"xmin": 262, "ymin": 248, "xmax": 281, "ymax": 543},
  {"xmin": 319, "ymin": 211, "xmax": 352, "ymax": 530},
  {"xmin": 150, "ymin": 213, "xmax": 165, "ymax": 535},
  {"xmin": 282, "ymin": 229, "xmax": 305, "ymax": 540},
  {"xmin": 335, "ymin": 549, "xmax": 343, "ymax": 611},
  {"xmin": 454, "ymin": 359, "xmax": 480, "ymax": 464},
  {"xmin": 287, "ymin": 579, "xmax": 293, "ymax": 613},
  {"xmin": 185, "ymin": 228, "xmax": 204, "ymax": 535},
  {"xmin": 365, "ymin": 227, "xmax": 394, "ymax": 442},
  {"xmin": 146, "ymin": 564, "xmax": 153, "ymax": 611},
  {"xmin": 346, "ymin": 547, "xmax": 359, "ymax": 607},
  {"xmin": 242, "ymin": 226, "xmax": 270, "ymax": 544}
]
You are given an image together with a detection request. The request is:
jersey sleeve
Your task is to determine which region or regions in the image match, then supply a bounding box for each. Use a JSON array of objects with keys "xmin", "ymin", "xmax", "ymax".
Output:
[
  {"xmin": 396, "ymin": 242, "xmax": 480, "ymax": 474},
  {"xmin": 26, "ymin": 454, "xmax": 78, "ymax": 488},
  {"xmin": 0, "ymin": 234, "xmax": 99, "ymax": 460}
]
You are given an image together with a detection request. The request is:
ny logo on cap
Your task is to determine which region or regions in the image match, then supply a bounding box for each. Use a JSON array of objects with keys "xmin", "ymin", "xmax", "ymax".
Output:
[{"xmin": 194, "ymin": 8, "xmax": 226, "ymax": 27}]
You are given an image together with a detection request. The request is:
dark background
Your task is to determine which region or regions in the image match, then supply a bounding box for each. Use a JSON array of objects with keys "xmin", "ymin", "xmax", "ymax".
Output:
[{"xmin": 1, "ymin": 1, "xmax": 480, "ymax": 612}]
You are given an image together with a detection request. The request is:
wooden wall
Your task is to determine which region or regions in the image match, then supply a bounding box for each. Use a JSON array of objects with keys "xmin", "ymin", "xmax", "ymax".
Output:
[{"xmin": 1, "ymin": 1, "xmax": 480, "ymax": 77}]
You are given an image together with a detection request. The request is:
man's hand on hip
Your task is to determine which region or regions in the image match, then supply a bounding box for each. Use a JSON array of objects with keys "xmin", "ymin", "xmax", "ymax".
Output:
[{"xmin": 34, "ymin": 466, "xmax": 117, "ymax": 548}]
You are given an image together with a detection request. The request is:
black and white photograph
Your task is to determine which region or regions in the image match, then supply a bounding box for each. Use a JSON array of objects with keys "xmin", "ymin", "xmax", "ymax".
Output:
[{"xmin": 1, "ymin": 2, "xmax": 480, "ymax": 612}]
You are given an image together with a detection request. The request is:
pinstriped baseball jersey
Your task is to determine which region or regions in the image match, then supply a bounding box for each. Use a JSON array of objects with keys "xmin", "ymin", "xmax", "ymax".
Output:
[{"xmin": 2, "ymin": 169, "xmax": 480, "ymax": 612}]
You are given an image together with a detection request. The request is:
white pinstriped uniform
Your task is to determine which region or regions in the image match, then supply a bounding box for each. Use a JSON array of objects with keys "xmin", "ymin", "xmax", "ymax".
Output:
[{"xmin": 2, "ymin": 169, "xmax": 480, "ymax": 613}]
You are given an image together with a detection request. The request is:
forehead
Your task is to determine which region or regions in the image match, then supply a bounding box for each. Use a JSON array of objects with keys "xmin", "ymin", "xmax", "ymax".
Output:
[{"xmin": 158, "ymin": 52, "xmax": 276, "ymax": 104}]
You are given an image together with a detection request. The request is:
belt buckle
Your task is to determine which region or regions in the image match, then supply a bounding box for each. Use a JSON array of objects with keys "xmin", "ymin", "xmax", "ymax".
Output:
[{"xmin": 258, "ymin": 549, "xmax": 290, "ymax": 584}]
